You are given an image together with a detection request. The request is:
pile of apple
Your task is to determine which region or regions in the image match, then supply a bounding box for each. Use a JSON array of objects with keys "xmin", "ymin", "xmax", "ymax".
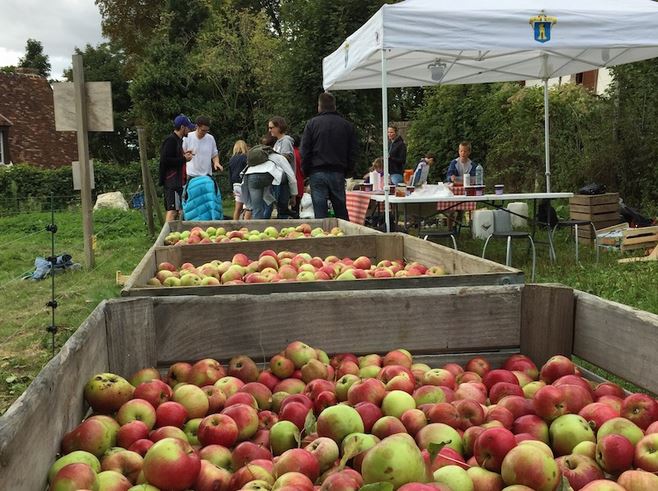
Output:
[
  {"xmin": 148, "ymin": 251, "xmax": 447, "ymax": 287},
  {"xmin": 164, "ymin": 224, "xmax": 344, "ymax": 246},
  {"xmin": 47, "ymin": 343, "xmax": 658, "ymax": 491}
]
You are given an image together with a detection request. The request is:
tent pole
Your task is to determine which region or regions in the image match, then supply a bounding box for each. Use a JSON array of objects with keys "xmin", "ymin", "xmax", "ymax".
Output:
[
  {"xmin": 543, "ymin": 78, "xmax": 551, "ymax": 193},
  {"xmin": 381, "ymin": 49, "xmax": 391, "ymax": 232}
]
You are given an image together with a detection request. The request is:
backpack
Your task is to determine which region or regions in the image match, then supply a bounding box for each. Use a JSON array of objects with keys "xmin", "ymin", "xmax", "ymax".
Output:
[{"xmin": 578, "ymin": 182, "xmax": 606, "ymax": 195}]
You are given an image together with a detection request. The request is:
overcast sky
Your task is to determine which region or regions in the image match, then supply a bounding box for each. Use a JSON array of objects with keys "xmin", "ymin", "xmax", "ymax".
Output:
[{"xmin": 0, "ymin": 0, "xmax": 105, "ymax": 79}]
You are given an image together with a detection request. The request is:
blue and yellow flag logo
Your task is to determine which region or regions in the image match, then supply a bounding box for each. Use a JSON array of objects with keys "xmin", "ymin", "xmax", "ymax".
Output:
[{"xmin": 530, "ymin": 12, "xmax": 557, "ymax": 43}]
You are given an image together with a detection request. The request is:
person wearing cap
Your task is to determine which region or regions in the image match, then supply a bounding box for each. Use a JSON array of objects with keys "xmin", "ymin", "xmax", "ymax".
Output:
[
  {"xmin": 183, "ymin": 115, "xmax": 223, "ymax": 178},
  {"xmin": 159, "ymin": 114, "xmax": 195, "ymax": 221}
]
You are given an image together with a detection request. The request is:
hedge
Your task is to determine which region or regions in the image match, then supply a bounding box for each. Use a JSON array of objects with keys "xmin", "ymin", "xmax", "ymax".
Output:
[{"xmin": 0, "ymin": 162, "xmax": 232, "ymax": 213}]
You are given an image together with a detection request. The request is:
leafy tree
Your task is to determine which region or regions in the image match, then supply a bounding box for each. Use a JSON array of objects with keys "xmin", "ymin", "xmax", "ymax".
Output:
[
  {"xmin": 63, "ymin": 43, "xmax": 137, "ymax": 163},
  {"xmin": 18, "ymin": 39, "xmax": 50, "ymax": 77}
]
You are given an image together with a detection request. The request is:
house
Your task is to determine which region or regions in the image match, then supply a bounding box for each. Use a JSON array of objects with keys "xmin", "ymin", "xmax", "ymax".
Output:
[
  {"xmin": 526, "ymin": 68, "xmax": 613, "ymax": 95},
  {"xmin": 0, "ymin": 68, "xmax": 77, "ymax": 166}
]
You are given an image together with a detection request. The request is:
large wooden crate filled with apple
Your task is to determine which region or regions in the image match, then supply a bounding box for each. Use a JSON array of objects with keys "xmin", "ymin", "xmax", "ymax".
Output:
[
  {"xmin": 2, "ymin": 285, "xmax": 658, "ymax": 490},
  {"xmin": 122, "ymin": 233, "xmax": 523, "ymax": 297}
]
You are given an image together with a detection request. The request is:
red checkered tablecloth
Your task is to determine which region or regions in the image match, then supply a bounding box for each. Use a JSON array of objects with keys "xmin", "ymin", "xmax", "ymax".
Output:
[
  {"xmin": 345, "ymin": 191, "xmax": 373, "ymax": 225},
  {"xmin": 437, "ymin": 185, "xmax": 477, "ymax": 212}
]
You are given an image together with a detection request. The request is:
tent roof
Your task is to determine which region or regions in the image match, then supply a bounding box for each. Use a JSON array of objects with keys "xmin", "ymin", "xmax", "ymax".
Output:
[{"xmin": 323, "ymin": 0, "xmax": 658, "ymax": 89}]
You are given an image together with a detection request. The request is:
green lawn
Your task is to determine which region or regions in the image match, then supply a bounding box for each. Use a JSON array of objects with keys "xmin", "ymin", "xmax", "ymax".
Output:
[{"xmin": 0, "ymin": 206, "xmax": 656, "ymax": 414}]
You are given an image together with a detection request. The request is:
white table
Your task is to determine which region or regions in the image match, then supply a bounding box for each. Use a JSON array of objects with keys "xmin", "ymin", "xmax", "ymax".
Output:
[{"xmin": 369, "ymin": 191, "xmax": 574, "ymax": 261}]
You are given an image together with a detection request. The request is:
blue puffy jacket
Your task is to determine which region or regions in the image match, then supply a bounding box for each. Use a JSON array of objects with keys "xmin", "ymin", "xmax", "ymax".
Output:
[{"xmin": 182, "ymin": 176, "xmax": 223, "ymax": 221}]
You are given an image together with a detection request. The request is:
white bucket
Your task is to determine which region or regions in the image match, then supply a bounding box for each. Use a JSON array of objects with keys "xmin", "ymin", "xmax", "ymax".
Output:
[
  {"xmin": 472, "ymin": 209, "xmax": 494, "ymax": 239},
  {"xmin": 506, "ymin": 202, "xmax": 528, "ymax": 228}
]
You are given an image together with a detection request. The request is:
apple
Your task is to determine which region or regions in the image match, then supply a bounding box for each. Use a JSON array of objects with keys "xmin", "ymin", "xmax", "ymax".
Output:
[
  {"xmin": 201, "ymin": 385, "xmax": 227, "ymax": 413},
  {"xmin": 128, "ymin": 439, "xmax": 153, "ymax": 456},
  {"xmin": 533, "ymin": 385, "xmax": 568, "ymax": 421},
  {"xmin": 617, "ymin": 469, "xmax": 658, "ymax": 490},
  {"xmin": 165, "ymin": 362, "xmax": 192, "ymax": 387},
  {"xmin": 269, "ymin": 420, "xmax": 301, "ymax": 455},
  {"xmin": 593, "ymin": 382, "xmax": 626, "ymax": 400},
  {"xmin": 279, "ymin": 400, "xmax": 312, "ymax": 430},
  {"xmin": 539, "ymin": 355, "xmax": 576, "ymax": 384},
  {"xmin": 149, "ymin": 425, "xmax": 187, "ymax": 443},
  {"xmin": 371, "ymin": 415, "xmax": 408, "ymax": 439},
  {"xmin": 522, "ymin": 380, "xmax": 546, "ymax": 399},
  {"xmin": 335, "ymin": 374, "xmax": 360, "ymax": 402},
  {"xmin": 485, "ymin": 405, "xmax": 515, "ymax": 429},
  {"xmin": 401, "ymin": 408, "xmax": 428, "ymax": 436},
  {"xmin": 415, "ymin": 423, "xmax": 463, "ymax": 455},
  {"xmin": 560, "ymin": 384, "xmax": 594, "ymax": 414},
  {"xmin": 354, "ymin": 401, "xmax": 384, "ymax": 434},
  {"xmin": 117, "ymin": 420, "xmax": 151, "ymax": 449},
  {"xmin": 431, "ymin": 465, "xmax": 473, "ymax": 490},
  {"xmin": 347, "ymin": 378, "xmax": 387, "ymax": 406},
  {"xmin": 513, "ymin": 414, "xmax": 549, "ymax": 444},
  {"xmin": 361, "ymin": 433, "xmax": 428, "ymax": 488},
  {"xmin": 273, "ymin": 448, "xmax": 320, "ymax": 482},
  {"xmin": 595, "ymin": 433, "xmax": 634, "ymax": 474},
  {"xmin": 580, "ymin": 480, "xmax": 626, "ymax": 490},
  {"xmin": 116, "ymin": 399, "xmax": 157, "ymax": 430},
  {"xmin": 503, "ymin": 355, "xmax": 539, "ymax": 380},
  {"xmin": 381, "ymin": 390, "xmax": 416, "ymax": 419},
  {"xmin": 154, "ymin": 401, "xmax": 188, "ymax": 428},
  {"xmin": 195, "ymin": 459, "xmax": 233, "ymax": 491},
  {"xmin": 489, "ymin": 382, "xmax": 524, "ymax": 404},
  {"xmin": 101, "ymin": 448, "xmax": 144, "ymax": 483},
  {"xmin": 271, "ymin": 470, "xmax": 314, "ymax": 490},
  {"xmin": 48, "ymin": 451, "xmax": 101, "ymax": 483},
  {"xmin": 597, "ymin": 417, "xmax": 644, "ymax": 445},
  {"xmin": 423, "ymin": 368, "xmax": 456, "ymax": 389},
  {"xmin": 142, "ymin": 437, "xmax": 201, "ymax": 491},
  {"xmin": 188, "ymin": 358, "xmax": 226, "ymax": 387},
  {"xmin": 231, "ymin": 441, "xmax": 273, "ymax": 469},
  {"xmin": 555, "ymin": 454, "xmax": 604, "ymax": 490},
  {"xmin": 454, "ymin": 382, "xmax": 487, "ymax": 404},
  {"xmin": 61, "ymin": 417, "xmax": 117, "ymax": 458},
  {"xmin": 229, "ymin": 461, "xmax": 275, "ymax": 489},
  {"xmin": 96, "ymin": 469, "xmax": 132, "ymax": 490},
  {"xmin": 197, "ymin": 413, "xmax": 239, "ymax": 447},
  {"xmin": 500, "ymin": 444, "xmax": 561, "ymax": 491},
  {"xmin": 215, "ymin": 376, "xmax": 245, "ymax": 397},
  {"xmin": 172, "ymin": 384, "xmax": 209, "ymax": 419},
  {"xmin": 183, "ymin": 417, "xmax": 202, "ymax": 446},
  {"xmin": 317, "ymin": 405, "xmax": 365, "ymax": 444},
  {"xmin": 430, "ymin": 446, "xmax": 468, "ymax": 471},
  {"xmin": 466, "ymin": 465, "xmax": 505, "ymax": 490},
  {"xmin": 621, "ymin": 393, "xmax": 658, "ymax": 430},
  {"xmin": 49, "ymin": 463, "xmax": 99, "ymax": 491},
  {"xmin": 497, "ymin": 395, "xmax": 533, "ymax": 420},
  {"xmin": 465, "ymin": 357, "xmax": 491, "ymax": 377},
  {"xmin": 304, "ymin": 436, "xmax": 339, "ymax": 472},
  {"xmin": 549, "ymin": 414, "xmax": 596, "ymax": 456},
  {"xmin": 572, "ymin": 440, "xmax": 597, "ymax": 459},
  {"xmin": 634, "ymin": 432, "xmax": 658, "ymax": 472},
  {"xmin": 133, "ymin": 380, "xmax": 173, "ymax": 409},
  {"xmin": 285, "ymin": 341, "xmax": 318, "ymax": 369},
  {"xmin": 84, "ymin": 373, "xmax": 135, "ymax": 414},
  {"xmin": 221, "ymin": 403, "xmax": 259, "ymax": 441},
  {"xmin": 474, "ymin": 427, "xmax": 517, "ymax": 472}
]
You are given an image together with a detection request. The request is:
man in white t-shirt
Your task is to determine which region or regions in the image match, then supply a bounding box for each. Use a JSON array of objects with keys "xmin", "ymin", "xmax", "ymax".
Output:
[{"xmin": 183, "ymin": 115, "xmax": 223, "ymax": 178}]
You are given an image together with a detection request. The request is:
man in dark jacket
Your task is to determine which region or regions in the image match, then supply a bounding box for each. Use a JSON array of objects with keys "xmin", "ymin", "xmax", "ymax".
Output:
[
  {"xmin": 387, "ymin": 125, "xmax": 407, "ymax": 185},
  {"xmin": 301, "ymin": 92, "xmax": 358, "ymax": 220},
  {"xmin": 160, "ymin": 114, "xmax": 195, "ymax": 221}
]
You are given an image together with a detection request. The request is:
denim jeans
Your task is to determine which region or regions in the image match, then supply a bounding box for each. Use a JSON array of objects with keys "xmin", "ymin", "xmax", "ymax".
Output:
[
  {"xmin": 309, "ymin": 171, "xmax": 349, "ymax": 220},
  {"xmin": 244, "ymin": 173, "xmax": 274, "ymax": 219},
  {"xmin": 390, "ymin": 173, "xmax": 404, "ymax": 185},
  {"xmin": 273, "ymin": 174, "xmax": 294, "ymax": 218}
]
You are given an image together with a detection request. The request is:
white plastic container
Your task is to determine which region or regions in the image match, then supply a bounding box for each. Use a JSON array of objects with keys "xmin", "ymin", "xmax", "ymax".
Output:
[
  {"xmin": 472, "ymin": 209, "xmax": 494, "ymax": 239},
  {"xmin": 506, "ymin": 202, "xmax": 529, "ymax": 229}
]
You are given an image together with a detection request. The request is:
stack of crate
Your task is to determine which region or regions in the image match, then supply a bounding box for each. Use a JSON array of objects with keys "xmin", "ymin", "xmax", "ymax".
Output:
[{"xmin": 569, "ymin": 193, "xmax": 622, "ymax": 244}]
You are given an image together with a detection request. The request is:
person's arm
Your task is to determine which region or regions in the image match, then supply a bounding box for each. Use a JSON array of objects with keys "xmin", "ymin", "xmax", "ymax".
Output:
[
  {"xmin": 160, "ymin": 138, "xmax": 186, "ymax": 169},
  {"xmin": 277, "ymin": 138, "xmax": 295, "ymax": 164},
  {"xmin": 445, "ymin": 160, "xmax": 458, "ymax": 182},
  {"xmin": 211, "ymin": 137, "xmax": 223, "ymax": 171}
]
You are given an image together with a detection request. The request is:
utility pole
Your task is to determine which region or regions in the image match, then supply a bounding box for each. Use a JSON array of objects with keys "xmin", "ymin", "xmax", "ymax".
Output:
[{"xmin": 72, "ymin": 54, "xmax": 94, "ymax": 268}]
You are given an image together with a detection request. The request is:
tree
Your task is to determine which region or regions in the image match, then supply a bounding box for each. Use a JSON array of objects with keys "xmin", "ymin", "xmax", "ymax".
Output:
[
  {"xmin": 18, "ymin": 39, "xmax": 50, "ymax": 77},
  {"xmin": 63, "ymin": 43, "xmax": 137, "ymax": 163}
]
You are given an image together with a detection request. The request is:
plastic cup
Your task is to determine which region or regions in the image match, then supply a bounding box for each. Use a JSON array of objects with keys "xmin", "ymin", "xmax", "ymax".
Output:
[{"xmin": 495, "ymin": 184, "xmax": 504, "ymax": 195}]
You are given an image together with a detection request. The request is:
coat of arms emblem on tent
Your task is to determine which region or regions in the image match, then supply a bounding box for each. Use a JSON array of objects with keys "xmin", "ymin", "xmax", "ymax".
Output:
[{"xmin": 530, "ymin": 11, "xmax": 557, "ymax": 43}]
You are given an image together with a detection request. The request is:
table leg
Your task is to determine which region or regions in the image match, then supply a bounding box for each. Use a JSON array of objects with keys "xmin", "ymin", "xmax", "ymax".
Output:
[{"xmin": 546, "ymin": 199, "xmax": 557, "ymax": 262}]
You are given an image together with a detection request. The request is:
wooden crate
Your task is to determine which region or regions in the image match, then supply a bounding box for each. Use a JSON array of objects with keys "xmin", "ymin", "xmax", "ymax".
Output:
[
  {"xmin": 596, "ymin": 223, "xmax": 658, "ymax": 251},
  {"xmin": 569, "ymin": 193, "xmax": 622, "ymax": 244},
  {"xmin": 121, "ymin": 233, "xmax": 524, "ymax": 296},
  {"xmin": 2, "ymin": 284, "xmax": 658, "ymax": 490}
]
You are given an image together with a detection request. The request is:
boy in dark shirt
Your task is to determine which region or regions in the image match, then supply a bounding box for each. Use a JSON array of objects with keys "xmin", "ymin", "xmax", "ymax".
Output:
[{"xmin": 159, "ymin": 114, "xmax": 195, "ymax": 221}]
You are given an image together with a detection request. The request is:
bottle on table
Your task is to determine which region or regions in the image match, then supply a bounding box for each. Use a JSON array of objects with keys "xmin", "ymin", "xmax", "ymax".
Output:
[{"xmin": 475, "ymin": 163, "xmax": 484, "ymax": 186}]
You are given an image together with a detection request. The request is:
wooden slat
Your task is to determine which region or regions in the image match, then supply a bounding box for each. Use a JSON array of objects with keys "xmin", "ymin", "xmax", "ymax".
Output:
[
  {"xmin": 121, "ymin": 241, "xmax": 160, "ymax": 296},
  {"xmin": 152, "ymin": 286, "xmax": 523, "ymax": 365},
  {"xmin": 105, "ymin": 298, "xmax": 156, "ymax": 377},
  {"xmin": 569, "ymin": 203, "xmax": 619, "ymax": 214},
  {"xmin": 570, "ymin": 211, "xmax": 620, "ymax": 222},
  {"xmin": 413, "ymin": 350, "xmax": 519, "ymax": 369},
  {"xmin": 0, "ymin": 303, "xmax": 109, "ymax": 491},
  {"xmin": 521, "ymin": 284, "xmax": 575, "ymax": 367},
  {"xmin": 569, "ymin": 193, "xmax": 619, "ymax": 206},
  {"xmin": 573, "ymin": 290, "xmax": 658, "ymax": 394}
]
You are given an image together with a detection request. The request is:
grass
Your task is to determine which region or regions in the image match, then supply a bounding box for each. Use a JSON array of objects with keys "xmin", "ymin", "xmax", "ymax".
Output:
[{"xmin": 0, "ymin": 205, "xmax": 656, "ymax": 414}]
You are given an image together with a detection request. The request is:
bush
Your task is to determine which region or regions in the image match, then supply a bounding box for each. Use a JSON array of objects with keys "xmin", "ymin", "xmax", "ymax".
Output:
[{"xmin": 0, "ymin": 162, "xmax": 233, "ymax": 213}]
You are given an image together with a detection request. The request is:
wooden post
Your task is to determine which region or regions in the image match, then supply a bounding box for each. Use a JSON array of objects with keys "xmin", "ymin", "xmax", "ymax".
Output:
[
  {"xmin": 145, "ymin": 156, "xmax": 164, "ymax": 227},
  {"xmin": 72, "ymin": 54, "xmax": 94, "ymax": 268},
  {"xmin": 137, "ymin": 127, "xmax": 155, "ymax": 236}
]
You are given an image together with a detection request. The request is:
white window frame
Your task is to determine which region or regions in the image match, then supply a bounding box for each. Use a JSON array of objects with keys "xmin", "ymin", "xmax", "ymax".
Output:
[{"xmin": 0, "ymin": 128, "xmax": 5, "ymax": 164}]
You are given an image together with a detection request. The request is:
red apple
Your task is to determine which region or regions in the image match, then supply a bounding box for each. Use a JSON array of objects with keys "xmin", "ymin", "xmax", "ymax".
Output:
[
  {"xmin": 221, "ymin": 403, "xmax": 259, "ymax": 441},
  {"xmin": 197, "ymin": 413, "xmax": 239, "ymax": 447},
  {"xmin": 474, "ymin": 427, "xmax": 517, "ymax": 472},
  {"xmin": 634, "ymin": 432, "xmax": 658, "ymax": 472},
  {"xmin": 595, "ymin": 433, "xmax": 634, "ymax": 474},
  {"xmin": 231, "ymin": 441, "xmax": 272, "ymax": 469},
  {"xmin": 142, "ymin": 437, "xmax": 201, "ymax": 491},
  {"xmin": 621, "ymin": 393, "xmax": 658, "ymax": 430},
  {"xmin": 578, "ymin": 402, "xmax": 619, "ymax": 432},
  {"xmin": 555, "ymin": 454, "xmax": 604, "ymax": 490},
  {"xmin": 540, "ymin": 355, "xmax": 576, "ymax": 384},
  {"xmin": 194, "ymin": 459, "xmax": 233, "ymax": 491}
]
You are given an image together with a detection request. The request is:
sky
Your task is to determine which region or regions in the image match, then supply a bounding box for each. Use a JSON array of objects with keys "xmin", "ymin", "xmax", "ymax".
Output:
[{"xmin": 0, "ymin": 0, "xmax": 106, "ymax": 79}]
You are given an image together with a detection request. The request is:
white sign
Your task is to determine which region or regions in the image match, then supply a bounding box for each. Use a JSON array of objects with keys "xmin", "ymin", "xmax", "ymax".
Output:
[
  {"xmin": 53, "ymin": 82, "xmax": 114, "ymax": 132},
  {"xmin": 72, "ymin": 160, "xmax": 96, "ymax": 190}
]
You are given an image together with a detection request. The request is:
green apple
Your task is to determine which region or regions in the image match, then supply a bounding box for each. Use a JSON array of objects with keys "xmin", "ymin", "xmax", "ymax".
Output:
[
  {"xmin": 549, "ymin": 414, "xmax": 596, "ymax": 456},
  {"xmin": 361, "ymin": 433, "xmax": 428, "ymax": 488},
  {"xmin": 433, "ymin": 465, "xmax": 474, "ymax": 491},
  {"xmin": 381, "ymin": 390, "xmax": 416, "ymax": 419}
]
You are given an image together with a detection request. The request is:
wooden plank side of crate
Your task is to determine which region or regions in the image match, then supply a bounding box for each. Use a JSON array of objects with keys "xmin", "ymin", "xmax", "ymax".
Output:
[
  {"xmin": 152, "ymin": 286, "xmax": 522, "ymax": 364},
  {"xmin": 569, "ymin": 193, "xmax": 619, "ymax": 206},
  {"xmin": 402, "ymin": 234, "xmax": 519, "ymax": 276},
  {"xmin": 0, "ymin": 303, "xmax": 109, "ymax": 491},
  {"xmin": 121, "ymin": 243, "xmax": 160, "ymax": 295},
  {"xmin": 570, "ymin": 211, "xmax": 621, "ymax": 222},
  {"xmin": 573, "ymin": 290, "xmax": 658, "ymax": 394},
  {"xmin": 569, "ymin": 203, "xmax": 619, "ymax": 215},
  {"xmin": 106, "ymin": 298, "xmax": 157, "ymax": 377},
  {"xmin": 169, "ymin": 219, "xmax": 328, "ymax": 233},
  {"xmin": 521, "ymin": 284, "xmax": 575, "ymax": 366}
]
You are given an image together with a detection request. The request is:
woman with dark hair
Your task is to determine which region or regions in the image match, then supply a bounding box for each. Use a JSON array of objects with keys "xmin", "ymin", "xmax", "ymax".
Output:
[{"xmin": 268, "ymin": 117, "xmax": 297, "ymax": 218}]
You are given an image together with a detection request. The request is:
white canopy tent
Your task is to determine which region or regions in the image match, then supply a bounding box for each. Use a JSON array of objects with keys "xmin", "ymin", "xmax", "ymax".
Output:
[{"xmin": 323, "ymin": 0, "xmax": 658, "ymax": 232}]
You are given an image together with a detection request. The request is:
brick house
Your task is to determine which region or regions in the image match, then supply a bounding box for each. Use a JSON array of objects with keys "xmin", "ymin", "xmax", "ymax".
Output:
[{"xmin": 0, "ymin": 69, "xmax": 77, "ymax": 166}]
